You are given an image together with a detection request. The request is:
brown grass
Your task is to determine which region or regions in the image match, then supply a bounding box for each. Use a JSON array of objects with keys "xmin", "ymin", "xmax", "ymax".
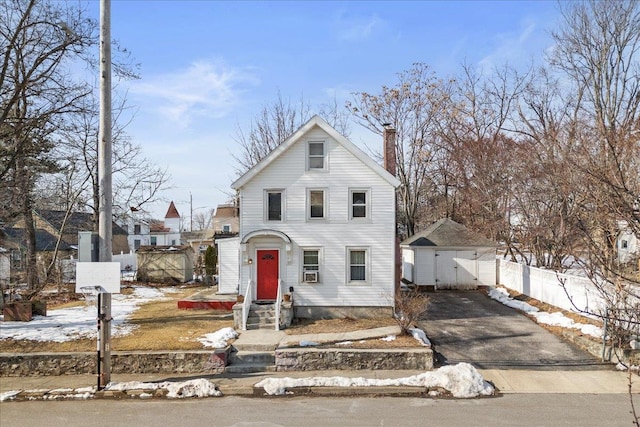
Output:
[
  {"xmin": 286, "ymin": 316, "xmax": 398, "ymax": 335},
  {"xmin": 1, "ymin": 286, "xmax": 233, "ymax": 353}
]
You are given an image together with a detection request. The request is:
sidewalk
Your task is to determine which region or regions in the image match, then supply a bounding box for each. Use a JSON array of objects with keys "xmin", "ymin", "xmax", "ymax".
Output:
[{"xmin": 1, "ymin": 367, "xmax": 634, "ymax": 400}]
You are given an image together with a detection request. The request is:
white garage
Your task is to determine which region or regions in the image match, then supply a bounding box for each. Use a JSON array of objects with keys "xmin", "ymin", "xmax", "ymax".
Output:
[{"xmin": 401, "ymin": 218, "xmax": 496, "ymax": 290}]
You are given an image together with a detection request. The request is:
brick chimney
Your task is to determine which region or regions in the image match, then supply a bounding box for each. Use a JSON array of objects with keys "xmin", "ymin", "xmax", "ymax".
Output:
[{"xmin": 383, "ymin": 124, "xmax": 396, "ymax": 177}]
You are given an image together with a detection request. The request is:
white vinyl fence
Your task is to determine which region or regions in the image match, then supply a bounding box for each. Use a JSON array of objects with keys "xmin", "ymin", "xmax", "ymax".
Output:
[{"xmin": 497, "ymin": 259, "xmax": 606, "ymax": 315}]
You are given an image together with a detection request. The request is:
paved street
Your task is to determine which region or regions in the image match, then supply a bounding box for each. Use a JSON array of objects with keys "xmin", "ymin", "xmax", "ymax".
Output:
[
  {"xmin": 420, "ymin": 291, "xmax": 610, "ymax": 370},
  {"xmin": 0, "ymin": 394, "xmax": 636, "ymax": 426}
]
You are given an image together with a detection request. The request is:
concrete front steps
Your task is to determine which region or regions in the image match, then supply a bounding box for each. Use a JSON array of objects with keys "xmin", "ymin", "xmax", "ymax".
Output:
[
  {"xmin": 225, "ymin": 350, "xmax": 276, "ymax": 373},
  {"xmin": 225, "ymin": 328, "xmax": 285, "ymax": 373},
  {"xmin": 246, "ymin": 303, "xmax": 277, "ymax": 330}
]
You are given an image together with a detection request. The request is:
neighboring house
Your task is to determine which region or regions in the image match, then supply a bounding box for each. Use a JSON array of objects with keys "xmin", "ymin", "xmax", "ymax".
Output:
[
  {"xmin": 400, "ymin": 218, "xmax": 496, "ymax": 290},
  {"xmin": 124, "ymin": 218, "xmax": 151, "ymax": 251},
  {"xmin": 213, "ymin": 204, "xmax": 239, "ymax": 235},
  {"xmin": 230, "ymin": 115, "xmax": 401, "ymax": 319},
  {"xmin": 149, "ymin": 201, "xmax": 182, "ymax": 247},
  {"xmin": 6, "ymin": 209, "xmax": 128, "ymax": 259},
  {"xmin": 136, "ymin": 245, "xmax": 195, "ymax": 283}
]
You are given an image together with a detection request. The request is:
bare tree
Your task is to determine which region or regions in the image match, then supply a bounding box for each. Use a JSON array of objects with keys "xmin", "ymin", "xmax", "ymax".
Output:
[
  {"xmin": 549, "ymin": 1, "xmax": 639, "ymax": 414},
  {"xmin": 347, "ymin": 63, "xmax": 451, "ymax": 237},
  {"xmin": 510, "ymin": 67, "xmax": 584, "ymax": 270},
  {"xmin": 0, "ymin": 0, "xmax": 95, "ymax": 293},
  {"xmin": 233, "ymin": 90, "xmax": 351, "ymax": 175}
]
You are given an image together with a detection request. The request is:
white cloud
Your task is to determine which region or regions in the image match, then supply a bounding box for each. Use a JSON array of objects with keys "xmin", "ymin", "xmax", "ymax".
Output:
[
  {"xmin": 478, "ymin": 20, "xmax": 538, "ymax": 70},
  {"xmin": 334, "ymin": 12, "xmax": 382, "ymax": 42},
  {"xmin": 131, "ymin": 60, "xmax": 259, "ymax": 127}
]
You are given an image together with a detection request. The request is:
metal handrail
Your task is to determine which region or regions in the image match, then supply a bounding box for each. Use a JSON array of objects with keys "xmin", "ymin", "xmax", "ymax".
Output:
[
  {"xmin": 275, "ymin": 279, "xmax": 282, "ymax": 331},
  {"xmin": 241, "ymin": 280, "xmax": 252, "ymax": 331}
]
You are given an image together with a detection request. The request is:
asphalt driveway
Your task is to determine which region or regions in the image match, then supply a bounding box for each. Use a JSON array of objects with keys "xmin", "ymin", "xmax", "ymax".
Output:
[{"xmin": 418, "ymin": 290, "xmax": 611, "ymax": 370}]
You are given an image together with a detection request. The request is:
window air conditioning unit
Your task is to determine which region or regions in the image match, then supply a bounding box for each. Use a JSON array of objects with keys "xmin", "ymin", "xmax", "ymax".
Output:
[{"xmin": 303, "ymin": 270, "xmax": 319, "ymax": 283}]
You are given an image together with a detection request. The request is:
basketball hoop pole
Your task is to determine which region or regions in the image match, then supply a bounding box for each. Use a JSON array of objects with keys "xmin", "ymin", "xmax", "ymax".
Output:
[{"xmin": 98, "ymin": 0, "xmax": 113, "ymax": 389}]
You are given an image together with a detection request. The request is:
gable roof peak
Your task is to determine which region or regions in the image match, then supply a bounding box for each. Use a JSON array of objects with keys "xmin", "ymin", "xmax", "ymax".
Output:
[{"xmin": 231, "ymin": 115, "xmax": 400, "ymax": 189}]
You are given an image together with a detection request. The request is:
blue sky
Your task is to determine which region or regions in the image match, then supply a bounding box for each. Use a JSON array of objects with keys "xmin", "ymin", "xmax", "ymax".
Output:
[{"xmin": 86, "ymin": 0, "xmax": 560, "ymax": 222}]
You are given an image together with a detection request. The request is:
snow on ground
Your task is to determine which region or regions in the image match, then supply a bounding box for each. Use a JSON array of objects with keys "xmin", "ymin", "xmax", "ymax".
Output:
[
  {"xmin": 0, "ymin": 286, "xmax": 170, "ymax": 342},
  {"xmin": 255, "ymin": 362, "xmax": 494, "ymax": 398},
  {"xmin": 0, "ymin": 363, "xmax": 495, "ymax": 401},
  {"xmin": 105, "ymin": 378, "xmax": 222, "ymax": 398},
  {"xmin": 488, "ymin": 287, "xmax": 603, "ymax": 339},
  {"xmin": 197, "ymin": 327, "xmax": 238, "ymax": 348}
]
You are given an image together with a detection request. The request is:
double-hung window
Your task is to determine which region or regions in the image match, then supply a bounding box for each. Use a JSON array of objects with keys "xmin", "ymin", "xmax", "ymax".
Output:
[
  {"xmin": 308, "ymin": 141, "xmax": 325, "ymax": 170},
  {"xmin": 266, "ymin": 190, "xmax": 283, "ymax": 221},
  {"xmin": 302, "ymin": 249, "xmax": 320, "ymax": 283},
  {"xmin": 350, "ymin": 189, "xmax": 369, "ymax": 219},
  {"xmin": 347, "ymin": 248, "xmax": 368, "ymax": 283},
  {"xmin": 308, "ymin": 189, "xmax": 325, "ymax": 219}
]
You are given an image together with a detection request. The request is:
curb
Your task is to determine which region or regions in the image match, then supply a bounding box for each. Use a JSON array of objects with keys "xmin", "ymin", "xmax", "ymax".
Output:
[{"xmin": 1, "ymin": 383, "xmax": 491, "ymax": 402}]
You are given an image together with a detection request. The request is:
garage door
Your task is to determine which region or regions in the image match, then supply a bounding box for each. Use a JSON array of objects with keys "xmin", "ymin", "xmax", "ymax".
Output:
[{"xmin": 435, "ymin": 250, "xmax": 477, "ymax": 289}]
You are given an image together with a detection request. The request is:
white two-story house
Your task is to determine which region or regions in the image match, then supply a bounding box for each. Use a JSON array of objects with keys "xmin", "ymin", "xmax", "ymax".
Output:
[{"xmin": 231, "ymin": 115, "xmax": 400, "ymax": 320}]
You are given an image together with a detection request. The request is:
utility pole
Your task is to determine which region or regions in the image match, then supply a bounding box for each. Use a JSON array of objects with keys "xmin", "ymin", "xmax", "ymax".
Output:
[{"xmin": 97, "ymin": 0, "xmax": 113, "ymax": 389}]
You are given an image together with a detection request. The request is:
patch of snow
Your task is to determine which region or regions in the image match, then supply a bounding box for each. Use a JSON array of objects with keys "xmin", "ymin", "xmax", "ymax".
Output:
[
  {"xmin": 336, "ymin": 341, "xmax": 353, "ymax": 346},
  {"xmin": 0, "ymin": 390, "xmax": 20, "ymax": 402},
  {"xmin": 198, "ymin": 327, "xmax": 237, "ymax": 348},
  {"xmin": 408, "ymin": 327, "xmax": 431, "ymax": 346},
  {"xmin": 380, "ymin": 335, "xmax": 396, "ymax": 341},
  {"xmin": 105, "ymin": 378, "xmax": 222, "ymax": 398},
  {"xmin": 0, "ymin": 286, "xmax": 172, "ymax": 342},
  {"xmin": 299, "ymin": 340, "xmax": 319, "ymax": 347},
  {"xmin": 255, "ymin": 362, "xmax": 494, "ymax": 398},
  {"xmin": 489, "ymin": 287, "xmax": 603, "ymax": 339}
]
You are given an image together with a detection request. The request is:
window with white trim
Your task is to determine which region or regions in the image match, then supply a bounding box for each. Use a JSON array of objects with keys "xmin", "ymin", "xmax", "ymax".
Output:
[
  {"xmin": 308, "ymin": 189, "xmax": 325, "ymax": 219},
  {"xmin": 308, "ymin": 141, "xmax": 326, "ymax": 170},
  {"xmin": 350, "ymin": 189, "xmax": 369, "ymax": 219},
  {"xmin": 302, "ymin": 248, "xmax": 321, "ymax": 283},
  {"xmin": 265, "ymin": 190, "xmax": 283, "ymax": 221},
  {"xmin": 347, "ymin": 248, "xmax": 368, "ymax": 283}
]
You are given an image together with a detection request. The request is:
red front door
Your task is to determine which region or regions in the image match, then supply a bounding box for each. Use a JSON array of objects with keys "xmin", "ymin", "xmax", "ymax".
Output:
[{"xmin": 256, "ymin": 249, "xmax": 279, "ymax": 300}]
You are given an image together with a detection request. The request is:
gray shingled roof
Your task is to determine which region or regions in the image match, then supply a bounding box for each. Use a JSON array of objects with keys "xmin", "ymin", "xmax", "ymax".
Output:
[
  {"xmin": 401, "ymin": 218, "xmax": 495, "ymax": 248},
  {"xmin": 4, "ymin": 228, "xmax": 73, "ymax": 251},
  {"xmin": 37, "ymin": 210, "xmax": 127, "ymax": 235}
]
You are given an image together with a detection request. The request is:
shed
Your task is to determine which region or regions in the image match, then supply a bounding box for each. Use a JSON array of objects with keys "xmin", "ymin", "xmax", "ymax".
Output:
[
  {"xmin": 401, "ymin": 218, "xmax": 496, "ymax": 289},
  {"xmin": 136, "ymin": 245, "xmax": 194, "ymax": 283},
  {"xmin": 216, "ymin": 236, "xmax": 239, "ymax": 294}
]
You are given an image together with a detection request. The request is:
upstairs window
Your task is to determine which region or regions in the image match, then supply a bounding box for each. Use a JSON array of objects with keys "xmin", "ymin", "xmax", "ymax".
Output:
[
  {"xmin": 308, "ymin": 141, "xmax": 325, "ymax": 170},
  {"xmin": 266, "ymin": 190, "xmax": 283, "ymax": 221},
  {"xmin": 309, "ymin": 189, "xmax": 325, "ymax": 219},
  {"xmin": 350, "ymin": 189, "xmax": 369, "ymax": 219},
  {"xmin": 133, "ymin": 224, "xmax": 141, "ymax": 234}
]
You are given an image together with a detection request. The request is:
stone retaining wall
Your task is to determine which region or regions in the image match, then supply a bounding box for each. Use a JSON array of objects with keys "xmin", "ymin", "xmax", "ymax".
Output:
[
  {"xmin": 1, "ymin": 349, "xmax": 229, "ymax": 377},
  {"xmin": 275, "ymin": 348, "xmax": 434, "ymax": 371}
]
